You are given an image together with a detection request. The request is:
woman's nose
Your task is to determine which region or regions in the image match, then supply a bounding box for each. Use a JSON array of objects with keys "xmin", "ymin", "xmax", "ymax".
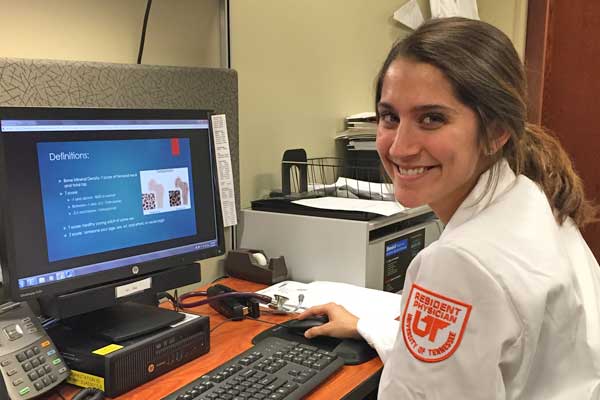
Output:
[{"xmin": 389, "ymin": 122, "xmax": 420, "ymax": 158}]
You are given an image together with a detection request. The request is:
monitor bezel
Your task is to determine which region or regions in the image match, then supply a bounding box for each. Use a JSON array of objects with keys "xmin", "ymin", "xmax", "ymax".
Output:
[{"xmin": 0, "ymin": 106, "xmax": 225, "ymax": 302}]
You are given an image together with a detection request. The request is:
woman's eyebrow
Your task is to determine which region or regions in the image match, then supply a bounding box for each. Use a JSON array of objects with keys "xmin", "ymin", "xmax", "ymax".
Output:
[
  {"xmin": 412, "ymin": 104, "xmax": 457, "ymax": 114},
  {"xmin": 377, "ymin": 102, "xmax": 458, "ymax": 115},
  {"xmin": 376, "ymin": 102, "xmax": 396, "ymax": 112}
]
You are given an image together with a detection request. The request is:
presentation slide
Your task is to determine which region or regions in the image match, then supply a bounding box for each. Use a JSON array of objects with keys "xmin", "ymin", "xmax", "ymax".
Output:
[{"xmin": 37, "ymin": 138, "xmax": 197, "ymax": 262}]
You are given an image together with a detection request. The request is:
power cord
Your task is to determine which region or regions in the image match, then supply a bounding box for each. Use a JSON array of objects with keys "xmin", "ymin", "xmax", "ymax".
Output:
[
  {"xmin": 211, "ymin": 275, "xmax": 230, "ymax": 283},
  {"xmin": 246, "ymin": 317, "xmax": 280, "ymax": 326},
  {"xmin": 137, "ymin": 0, "xmax": 153, "ymax": 64},
  {"xmin": 210, "ymin": 315, "xmax": 283, "ymax": 334},
  {"xmin": 209, "ymin": 317, "xmax": 239, "ymax": 333}
]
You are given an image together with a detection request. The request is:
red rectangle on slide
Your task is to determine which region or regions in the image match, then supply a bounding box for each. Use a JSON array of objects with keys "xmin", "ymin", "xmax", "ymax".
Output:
[{"xmin": 171, "ymin": 138, "xmax": 180, "ymax": 156}]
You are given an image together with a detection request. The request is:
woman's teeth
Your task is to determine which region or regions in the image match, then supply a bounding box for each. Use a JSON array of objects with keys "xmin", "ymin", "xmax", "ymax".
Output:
[{"xmin": 399, "ymin": 167, "xmax": 427, "ymax": 176}]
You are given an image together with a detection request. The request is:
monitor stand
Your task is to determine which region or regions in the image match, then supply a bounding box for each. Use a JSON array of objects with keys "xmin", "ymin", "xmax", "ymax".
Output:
[
  {"xmin": 38, "ymin": 263, "xmax": 200, "ymax": 341},
  {"xmin": 61, "ymin": 302, "xmax": 184, "ymax": 342}
]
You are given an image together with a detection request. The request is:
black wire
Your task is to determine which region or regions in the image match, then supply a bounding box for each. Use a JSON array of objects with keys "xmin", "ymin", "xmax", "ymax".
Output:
[
  {"xmin": 226, "ymin": 0, "xmax": 231, "ymax": 68},
  {"xmin": 210, "ymin": 317, "xmax": 238, "ymax": 333},
  {"xmin": 210, "ymin": 315, "xmax": 284, "ymax": 334},
  {"xmin": 157, "ymin": 291, "xmax": 179, "ymax": 311},
  {"xmin": 247, "ymin": 317, "xmax": 280, "ymax": 326},
  {"xmin": 211, "ymin": 275, "xmax": 230, "ymax": 283},
  {"xmin": 137, "ymin": 0, "xmax": 153, "ymax": 64}
]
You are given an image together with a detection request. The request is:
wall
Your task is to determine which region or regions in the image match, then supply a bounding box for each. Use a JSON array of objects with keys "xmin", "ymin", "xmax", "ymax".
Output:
[
  {"xmin": 0, "ymin": 0, "xmax": 221, "ymax": 66},
  {"xmin": 479, "ymin": 0, "xmax": 528, "ymax": 59},
  {"xmin": 231, "ymin": 0, "xmax": 528, "ymax": 207},
  {"xmin": 0, "ymin": 0, "xmax": 225, "ymax": 286}
]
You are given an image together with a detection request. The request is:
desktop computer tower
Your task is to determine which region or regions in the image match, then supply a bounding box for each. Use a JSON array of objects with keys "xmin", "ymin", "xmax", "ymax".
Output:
[
  {"xmin": 239, "ymin": 206, "xmax": 443, "ymax": 293},
  {"xmin": 48, "ymin": 313, "xmax": 210, "ymax": 397}
]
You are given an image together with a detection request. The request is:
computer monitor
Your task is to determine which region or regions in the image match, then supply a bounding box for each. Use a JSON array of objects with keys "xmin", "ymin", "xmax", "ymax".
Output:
[{"xmin": 0, "ymin": 107, "xmax": 225, "ymax": 325}]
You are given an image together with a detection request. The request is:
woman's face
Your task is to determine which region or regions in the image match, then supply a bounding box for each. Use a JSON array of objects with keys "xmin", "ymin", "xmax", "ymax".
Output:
[{"xmin": 376, "ymin": 58, "xmax": 486, "ymax": 223}]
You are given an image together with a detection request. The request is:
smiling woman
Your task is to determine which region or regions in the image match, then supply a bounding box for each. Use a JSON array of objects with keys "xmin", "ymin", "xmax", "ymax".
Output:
[
  {"xmin": 298, "ymin": 17, "xmax": 600, "ymax": 400},
  {"xmin": 375, "ymin": 58, "xmax": 486, "ymax": 223}
]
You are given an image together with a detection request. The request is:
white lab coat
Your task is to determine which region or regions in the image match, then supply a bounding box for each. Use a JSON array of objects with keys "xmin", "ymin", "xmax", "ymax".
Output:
[{"xmin": 357, "ymin": 159, "xmax": 600, "ymax": 399}]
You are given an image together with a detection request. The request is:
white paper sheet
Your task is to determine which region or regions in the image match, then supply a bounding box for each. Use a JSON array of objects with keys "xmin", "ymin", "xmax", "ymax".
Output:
[
  {"xmin": 393, "ymin": 0, "xmax": 425, "ymax": 30},
  {"xmin": 308, "ymin": 177, "xmax": 395, "ymax": 201},
  {"xmin": 257, "ymin": 280, "xmax": 402, "ymax": 321},
  {"xmin": 211, "ymin": 114, "xmax": 238, "ymax": 227},
  {"xmin": 430, "ymin": 0, "xmax": 479, "ymax": 20},
  {"xmin": 292, "ymin": 196, "xmax": 405, "ymax": 217}
]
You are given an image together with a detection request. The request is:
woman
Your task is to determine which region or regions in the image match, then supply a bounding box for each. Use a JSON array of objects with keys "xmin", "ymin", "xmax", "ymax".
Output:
[{"xmin": 299, "ymin": 17, "xmax": 600, "ymax": 399}]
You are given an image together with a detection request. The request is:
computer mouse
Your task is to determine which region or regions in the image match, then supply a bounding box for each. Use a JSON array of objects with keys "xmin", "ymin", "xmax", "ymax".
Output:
[{"xmin": 286, "ymin": 315, "xmax": 329, "ymax": 335}]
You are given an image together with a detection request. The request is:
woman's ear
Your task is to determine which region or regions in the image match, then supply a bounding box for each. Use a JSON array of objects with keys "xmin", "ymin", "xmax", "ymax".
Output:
[
  {"xmin": 485, "ymin": 125, "xmax": 511, "ymax": 156},
  {"xmin": 492, "ymin": 128, "xmax": 511, "ymax": 153}
]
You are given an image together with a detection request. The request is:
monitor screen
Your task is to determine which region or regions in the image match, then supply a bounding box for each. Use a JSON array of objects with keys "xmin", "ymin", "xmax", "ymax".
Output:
[{"xmin": 0, "ymin": 107, "xmax": 224, "ymax": 301}]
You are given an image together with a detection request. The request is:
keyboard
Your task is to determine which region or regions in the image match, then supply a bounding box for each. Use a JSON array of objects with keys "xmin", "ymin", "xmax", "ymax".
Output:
[{"xmin": 161, "ymin": 336, "xmax": 345, "ymax": 400}]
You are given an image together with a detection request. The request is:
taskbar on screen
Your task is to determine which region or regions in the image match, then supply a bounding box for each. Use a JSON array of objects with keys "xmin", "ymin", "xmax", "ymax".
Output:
[{"xmin": 17, "ymin": 239, "xmax": 218, "ymax": 289}]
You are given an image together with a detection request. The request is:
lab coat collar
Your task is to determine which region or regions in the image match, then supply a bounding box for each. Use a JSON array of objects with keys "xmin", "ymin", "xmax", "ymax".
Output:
[{"xmin": 441, "ymin": 158, "xmax": 516, "ymax": 236}]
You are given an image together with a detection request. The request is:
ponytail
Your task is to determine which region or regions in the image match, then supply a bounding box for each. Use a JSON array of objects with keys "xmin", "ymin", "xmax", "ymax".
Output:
[{"xmin": 504, "ymin": 123, "xmax": 598, "ymax": 227}]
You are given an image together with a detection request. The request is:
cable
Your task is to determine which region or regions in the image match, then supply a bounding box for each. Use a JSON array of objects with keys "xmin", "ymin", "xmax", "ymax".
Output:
[
  {"xmin": 209, "ymin": 317, "xmax": 238, "ymax": 333},
  {"xmin": 137, "ymin": 0, "xmax": 153, "ymax": 64},
  {"xmin": 226, "ymin": 0, "xmax": 231, "ymax": 68},
  {"xmin": 178, "ymin": 291, "xmax": 271, "ymax": 309},
  {"xmin": 210, "ymin": 315, "xmax": 283, "ymax": 334},
  {"xmin": 157, "ymin": 291, "xmax": 179, "ymax": 311},
  {"xmin": 247, "ymin": 317, "xmax": 280, "ymax": 326},
  {"xmin": 211, "ymin": 275, "xmax": 230, "ymax": 283}
]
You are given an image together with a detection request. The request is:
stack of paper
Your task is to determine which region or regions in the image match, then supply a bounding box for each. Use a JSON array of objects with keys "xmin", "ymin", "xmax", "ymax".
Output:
[
  {"xmin": 336, "ymin": 112, "xmax": 377, "ymax": 152},
  {"xmin": 307, "ymin": 177, "xmax": 395, "ymax": 201},
  {"xmin": 257, "ymin": 280, "xmax": 402, "ymax": 321}
]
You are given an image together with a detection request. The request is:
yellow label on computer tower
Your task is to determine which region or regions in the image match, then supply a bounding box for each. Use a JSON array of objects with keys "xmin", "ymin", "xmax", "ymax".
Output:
[
  {"xmin": 67, "ymin": 370, "xmax": 105, "ymax": 391},
  {"xmin": 92, "ymin": 344, "xmax": 124, "ymax": 356}
]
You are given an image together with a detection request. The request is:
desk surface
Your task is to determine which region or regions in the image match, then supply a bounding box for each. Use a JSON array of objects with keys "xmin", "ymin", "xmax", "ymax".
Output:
[{"xmin": 41, "ymin": 278, "xmax": 383, "ymax": 400}]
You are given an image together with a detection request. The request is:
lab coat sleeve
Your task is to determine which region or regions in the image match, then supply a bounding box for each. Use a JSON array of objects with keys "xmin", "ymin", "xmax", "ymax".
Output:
[
  {"xmin": 356, "ymin": 317, "xmax": 400, "ymax": 363},
  {"xmin": 378, "ymin": 243, "xmax": 524, "ymax": 400}
]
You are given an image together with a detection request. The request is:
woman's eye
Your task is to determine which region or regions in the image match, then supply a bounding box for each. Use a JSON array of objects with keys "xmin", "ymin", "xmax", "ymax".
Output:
[
  {"xmin": 419, "ymin": 113, "xmax": 446, "ymax": 129},
  {"xmin": 378, "ymin": 112, "xmax": 399, "ymax": 126}
]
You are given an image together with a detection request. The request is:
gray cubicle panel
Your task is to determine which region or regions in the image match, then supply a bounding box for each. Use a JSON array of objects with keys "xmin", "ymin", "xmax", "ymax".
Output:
[{"xmin": 0, "ymin": 57, "xmax": 240, "ymax": 216}]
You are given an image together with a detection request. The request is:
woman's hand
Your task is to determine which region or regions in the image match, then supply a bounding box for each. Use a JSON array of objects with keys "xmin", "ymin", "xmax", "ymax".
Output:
[{"xmin": 296, "ymin": 303, "xmax": 361, "ymax": 340}]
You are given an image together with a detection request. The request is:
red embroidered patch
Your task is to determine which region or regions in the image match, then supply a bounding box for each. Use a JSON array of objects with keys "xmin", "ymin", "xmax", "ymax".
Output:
[{"xmin": 401, "ymin": 284, "xmax": 472, "ymax": 362}]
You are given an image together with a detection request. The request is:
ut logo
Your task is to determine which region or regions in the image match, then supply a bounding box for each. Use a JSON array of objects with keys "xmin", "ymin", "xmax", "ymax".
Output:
[{"xmin": 412, "ymin": 310, "xmax": 450, "ymax": 342}]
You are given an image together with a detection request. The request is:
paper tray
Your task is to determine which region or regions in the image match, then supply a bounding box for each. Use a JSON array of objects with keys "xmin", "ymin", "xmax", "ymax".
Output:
[{"xmin": 251, "ymin": 197, "xmax": 379, "ymax": 221}]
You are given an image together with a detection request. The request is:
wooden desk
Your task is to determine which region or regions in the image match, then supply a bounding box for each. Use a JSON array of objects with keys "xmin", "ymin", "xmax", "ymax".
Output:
[{"xmin": 42, "ymin": 278, "xmax": 382, "ymax": 400}]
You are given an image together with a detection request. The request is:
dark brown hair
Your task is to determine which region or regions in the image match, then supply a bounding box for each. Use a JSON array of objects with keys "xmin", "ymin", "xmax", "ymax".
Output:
[{"xmin": 375, "ymin": 17, "xmax": 597, "ymax": 227}]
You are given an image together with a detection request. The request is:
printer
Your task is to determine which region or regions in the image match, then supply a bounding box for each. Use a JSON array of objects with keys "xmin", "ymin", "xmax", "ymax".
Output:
[{"xmin": 239, "ymin": 205, "xmax": 443, "ymax": 293}]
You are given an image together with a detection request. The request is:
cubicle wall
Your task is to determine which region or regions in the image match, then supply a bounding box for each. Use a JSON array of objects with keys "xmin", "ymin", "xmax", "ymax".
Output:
[{"xmin": 0, "ymin": 57, "xmax": 240, "ymax": 216}]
